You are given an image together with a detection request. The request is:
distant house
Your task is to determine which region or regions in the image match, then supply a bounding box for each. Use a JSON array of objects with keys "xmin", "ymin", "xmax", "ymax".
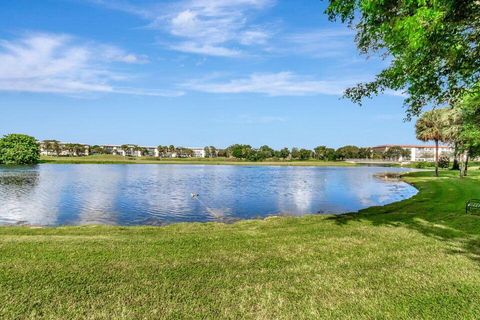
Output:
[
  {"xmin": 371, "ymin": 145, "xmax": 454, "ymax": 162},
  {"xmin": 189, "ymin": 147, "xmax": 206, "ymax": 158},
  {"xmin": 39, "ymin": 141, "xmax": 89, "ymax": 156},
  {"xmin": 40, "ymin": 141, "xmax": 207, "ymax": 158},
  {"xmin": 101, "ymin": 145, "xmax": 159, "ymax": 157}
]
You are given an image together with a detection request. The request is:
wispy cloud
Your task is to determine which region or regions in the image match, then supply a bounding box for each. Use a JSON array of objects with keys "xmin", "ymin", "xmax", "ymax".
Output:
[
  {"xmin": 89, "ymin": 0, "xmax": 274, "ymax": 57},
  {"xmin": 184, "ymin": 72, "xmax": 354, "ymax": 96},
  {"xmin": 281, "ymin": 29, "xmax": 355, "ymax": 58},
  {"xmin": 0, "ymin": 32, "xmax": 181, "ymax": 96}
]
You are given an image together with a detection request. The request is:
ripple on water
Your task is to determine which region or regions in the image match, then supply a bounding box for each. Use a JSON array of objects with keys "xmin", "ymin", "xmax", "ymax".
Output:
[{"xmin": 0, "ymin": 165, "xmax": 418, "ymax": 226}]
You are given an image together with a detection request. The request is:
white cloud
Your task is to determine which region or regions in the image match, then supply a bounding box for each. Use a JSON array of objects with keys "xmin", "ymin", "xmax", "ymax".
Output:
[
  {"xmin": 0, "ymin": 33, "xmax": 180, "ymax": 96},
  {"xmin": 100, "ymin": 45, "xmax": 149, "ymax": 63},
  {"xmin": 279, "ymin": 29, "xmax": 356, "ymax": 58},
  {"xmin": 90, "ymin": 0, "xmax": 274, "ymax": 57},
  {"xmin": 184, "ymin": 72, "xmax": 353, "ymax": 96},
  {"xmin": 170, "ymin": 42, "xmax": 243, "ymax": 58}
]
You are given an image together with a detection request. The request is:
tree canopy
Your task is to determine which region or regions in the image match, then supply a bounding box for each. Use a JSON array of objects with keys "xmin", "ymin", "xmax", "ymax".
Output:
[
  {"xmin": 0, "ymin": 134, "xmax": 40, "ymax": 165},
  {"xmin": 325, "ymin": 0, "xmax": 480, "ymax": 117}
]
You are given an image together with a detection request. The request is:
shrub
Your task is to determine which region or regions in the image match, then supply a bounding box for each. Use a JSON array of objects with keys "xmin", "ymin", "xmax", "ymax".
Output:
[
  {"xmin": 411, "ymin": 161, "xmax": 436, "ymax": 169},
  {"xmin": 438, "ymin": 156, "xmax": 450, "ymax": 169},
  {"xmin": 0, "ymin": 134, "xmax": 40, "ymax": 165}
]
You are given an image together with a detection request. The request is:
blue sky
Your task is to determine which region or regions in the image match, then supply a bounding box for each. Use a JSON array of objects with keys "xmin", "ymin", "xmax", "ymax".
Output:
[{"xmin": 0, "ymin": 0, "xmax": 418, "ymax": 149}]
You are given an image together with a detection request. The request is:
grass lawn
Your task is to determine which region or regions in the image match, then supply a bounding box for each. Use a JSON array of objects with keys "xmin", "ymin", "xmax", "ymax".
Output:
[
  {"xmin": 1, "ymin": 170, "xmax": 480, "ymax": 319},
  {"xmin": 40, "ymin": 154, "xmax": 355, "ymax": 166}
]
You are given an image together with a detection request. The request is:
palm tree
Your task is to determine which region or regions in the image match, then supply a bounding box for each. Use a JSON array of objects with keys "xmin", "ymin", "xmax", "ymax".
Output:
[
  {"xmin": 415, "ymin": 109, "xmax": 447, "ymax": 177},
  {"xmin": 120, "ymin": 144, "xmax": 130, "ymax": 157}
]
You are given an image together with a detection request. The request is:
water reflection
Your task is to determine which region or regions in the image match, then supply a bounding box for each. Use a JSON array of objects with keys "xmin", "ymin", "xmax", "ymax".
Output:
[{"xmin": 0, "ymin": 164, "xmax": 418, "ymax": 226}]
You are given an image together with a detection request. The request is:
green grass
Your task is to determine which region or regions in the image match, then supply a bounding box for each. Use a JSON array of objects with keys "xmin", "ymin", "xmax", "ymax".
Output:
[
  {"xmin": 40, "ymin": 154, "xmax": 355, "ymax": 166},
  {"xmin": 1, "ymin": 170, "xmax": 480, "ymax": 319}
]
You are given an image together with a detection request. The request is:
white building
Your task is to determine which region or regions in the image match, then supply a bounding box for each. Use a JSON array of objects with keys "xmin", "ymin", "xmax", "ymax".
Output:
[
  {"xmin": 40, "ymin": 141, "xmax": 207, "ymax": 158},
  {"xmin": 372, "ymin": 145, "xmax": 454, "ymax": 162},
  {"xmin": 39, "ymin": 141, "xmax": 89, "ymax": 156},
  {"xmin": 101, "ymin": 145, "xmax": 159, "ymax": 157},
  {"xmin": 189, "ymin": 147, "xmax": 206, "ymax": 158}
]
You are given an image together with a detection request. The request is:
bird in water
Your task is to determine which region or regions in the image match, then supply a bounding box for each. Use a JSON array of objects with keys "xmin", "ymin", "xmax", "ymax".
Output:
[{"xmin": 191, "ymin": 193, "xmax": 199, "ymax": 199}]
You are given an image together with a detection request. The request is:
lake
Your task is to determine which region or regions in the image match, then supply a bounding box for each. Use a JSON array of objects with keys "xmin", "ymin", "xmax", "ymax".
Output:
[{"xmin": 0, "ymin": 164, "xmax": 418, "ymax": 226}]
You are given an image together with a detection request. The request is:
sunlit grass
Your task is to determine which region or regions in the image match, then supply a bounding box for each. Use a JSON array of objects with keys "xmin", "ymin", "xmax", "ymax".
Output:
[
  {"xmin": 1, "ymin": 170, "xmax": 479, "ymax": 319},
  {"xmin": 40, "ymin": 155, "xmax": 355, "ymax": 166}
]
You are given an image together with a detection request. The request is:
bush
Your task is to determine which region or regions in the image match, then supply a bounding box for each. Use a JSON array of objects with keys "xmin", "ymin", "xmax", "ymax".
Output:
[
  {"xmin": 438, "ymin": 156, "xmax": 450, "ymax": 169},
  {"xmin": 0, "ymin": 134, "xmax": 40, "ymax": 165},
  {"xmin": 411, "ymin": 161, "xmax": 436, "ymax": 169}
]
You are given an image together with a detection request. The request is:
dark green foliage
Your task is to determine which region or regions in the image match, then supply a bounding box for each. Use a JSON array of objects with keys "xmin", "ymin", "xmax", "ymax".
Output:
[
  {"xmin": 90, "ymin": 145, "xmax": 106, "ymax": 155},
  {"xmin": 438, "ymin": 156, "xmax": 450, "ymax": 169},
  {"xmin": 314, "ymin": 146, "xmax": 338, "ymax": 160},
  {"xmin": 384, "ymin": 146, "xmax": 410, "ymax": 161},
  {"xmin": 204, "ymin": 146, "xmax": 217, "ymax": 158},
  {"xmin": 336, "ymin": 145, "xmax": 360, "ymax": 159},
  {"xmin": 325, "ymin": 0, "xmax": 480, "ymax": 117},
  {"xmin": 0, "ymin": 134, "xmax": 40, "ymax": 165},
  {"xmin": 411, "ymin": 161, "xmax": 436, "ymax": 169}
]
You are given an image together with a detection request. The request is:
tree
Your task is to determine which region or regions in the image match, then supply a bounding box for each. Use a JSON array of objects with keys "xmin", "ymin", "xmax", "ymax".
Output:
[
  {"xmin": 336, "ymin": 146, "xmax": 360, "ymax": 160},
  {"xmin": 226, "ymin": 144, "xmax": 252, "ymax": 159},
  {"xmin": 415, "ymin": 109, "xmax": 446, "ymax": 176},
  {"xmin": 217, "ymin": 149, "xmax": 227, "ymax": 157},
  {"xmin": 90, "ymin": 145, "xmax": 106, "ymax": 155},
  {"xmin": 290, "ymin": 147, "xmax": 300, "ymax": 160},
  {"xmin": 42, "ymin": 140, "xmax": 61, "ymax": 156},
  {"xmin": 324, "ymin": 148, "xmax": 337, "ymax": 161},
  {"xmin": 258, "ymin": 145, "xmax": 274, "ymax": 159},
  {"xmin": 157, "ymin": 145, "xmax": 168, "ymax": 158},
  {"xmin": 325, "ymin": 0, "xmax": 480, "ymax": 118},
  {"xmin": 204, "ymin": 146, "xmax": 218, "ymax": 158},
  {"xmin": 120, "ymin": 144, "xmax": 131, "ymax": 157},
  {"xmin": 278, "ymin": 147, "xmax": 290, "ymax": 159},
  {"xmin": 0, "ymin": 134, "xmax": 40, "ymax": 165},
  {"xmin": 314, "ymin": 146, "xmax": 327, "ymax": 160},
  {"xmin": 298, "ymin": 149, "xmax": 313, "ymax": 160},
  {"xmin": 442, "ymin": 90, "xmax": 480, "ymax": 176},
  {"xmin": 358, "ymin": 147, "xmax": 372, "ymax": 159},
  {"xmin": 63, "ymin": 143, "xmax": 85, "ymax": 156},
  {"xmin": 384, "ymin": 147, "xmax": 409, "ymax": 161}
]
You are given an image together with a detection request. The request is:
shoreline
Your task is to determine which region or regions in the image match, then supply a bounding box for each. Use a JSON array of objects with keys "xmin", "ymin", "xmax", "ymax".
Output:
[
  {"xmin": 0, "ymin": 170, "xmax": 420, "ymax": 229},
  {"xmin": 1, "ymin": 170, "xmax": 479, "ymax": 319},
  {"xmin": 39, "ymin": 155, "xmax": 356, "ymax": 166}
]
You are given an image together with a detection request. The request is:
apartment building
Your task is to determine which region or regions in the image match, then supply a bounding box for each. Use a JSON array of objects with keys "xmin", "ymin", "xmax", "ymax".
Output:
[{"xmin": 371, "ymin": 145, "xmax": 454, "ymax": 162}]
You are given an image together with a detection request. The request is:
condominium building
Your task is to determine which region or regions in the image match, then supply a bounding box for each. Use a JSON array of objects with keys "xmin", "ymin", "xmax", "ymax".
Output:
[
  {"xmin": 189, "ymin": 147, "xmax": 206, "ymax": 158},
  {"xmin": 39, "ymin": 141, "xmax": 89, "ymax": 156},
  {"xmin": 371, "ymin": 145, "xmax": 454, "ymax": 162},
  {"xmin": 39, "ymin": 141, "xmax": 206, "ymax": 158},
  {"xmin": 101, "ymin": 145, "xmax": 159, "ymax": 157}
]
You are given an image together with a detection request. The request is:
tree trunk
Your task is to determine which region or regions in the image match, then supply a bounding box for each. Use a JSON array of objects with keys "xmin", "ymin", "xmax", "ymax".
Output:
[
  {"xmin": 465, "ymin": 152, "xmax": 470, "ymax": 176},
  {"xmin": 452, "ymin": 143, "xmax": 460, "ymax": 170},
  {"xmin": 459, "ymin": 152, "xmax": 467, "ymax": 178},
  {"xmin": 435, "ymin": 139, "xmax": 439, "ymax": 177}
]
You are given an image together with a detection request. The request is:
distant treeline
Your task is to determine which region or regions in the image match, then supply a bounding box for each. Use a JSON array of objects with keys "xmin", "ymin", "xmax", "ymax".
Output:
[
  {"xmin": 47, "ymin": 142, "xmax": 411, "ymax": 161},
  {"xmin": 215, "ymin": 145, "xmax": 410, "ymax": 161}
]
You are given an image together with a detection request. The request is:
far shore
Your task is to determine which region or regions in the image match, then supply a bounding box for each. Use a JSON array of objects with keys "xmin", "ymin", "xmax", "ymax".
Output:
[{"xmin": 39, "ymin": 155, "xmax": 357, "ymax": 166}]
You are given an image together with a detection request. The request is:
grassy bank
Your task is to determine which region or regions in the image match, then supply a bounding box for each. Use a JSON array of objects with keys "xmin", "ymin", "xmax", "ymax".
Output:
[
  {"xmin": 1, "ymin": 171, "xmax": 480, "ymax": 319},
  {"xmin": 40, "ymin": 155, "xmax": 354, "ymax": 166}
]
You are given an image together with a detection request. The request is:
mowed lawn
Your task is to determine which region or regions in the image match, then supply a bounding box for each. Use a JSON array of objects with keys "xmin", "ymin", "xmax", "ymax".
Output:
[
  {"xmin": 40, "ymin": 154, "xmax": 354, "ymax": 166},
  {"xmin": 1, "ymin": 171, "xmax": 480, "ymax": 319}
]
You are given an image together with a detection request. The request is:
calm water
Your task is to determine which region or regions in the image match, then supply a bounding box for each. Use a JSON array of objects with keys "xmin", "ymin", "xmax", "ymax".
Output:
[{"xmin": 0, "ymin": 164, "xmax": 417, "ymax": 226}]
